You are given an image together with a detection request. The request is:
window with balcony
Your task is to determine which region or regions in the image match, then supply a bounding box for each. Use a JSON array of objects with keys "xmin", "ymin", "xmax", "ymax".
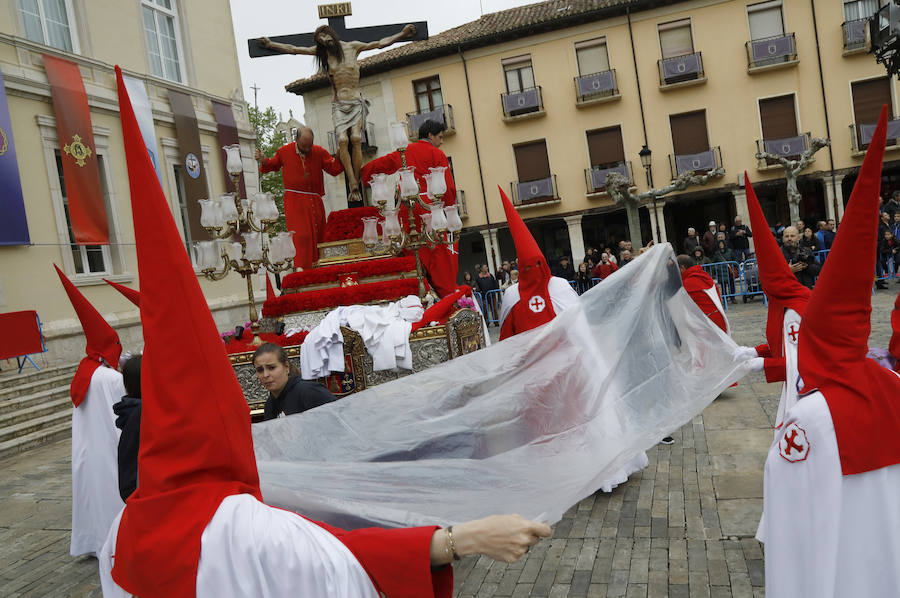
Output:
[
  {"xmin": 585, "ymin": 126, "xmax": 629, "ymax": 193},
  {"xmin": 574, "ymin": 38, "xmax": 617, "ymax": 103},
  {"xmin": 512, "ymin": 140, "xmax": 557, "ymax": 205},
  {"xmin": 142, "ymin": 0, "xmax": 185, "ymax": 83},
  {"xmin": 56, "ymin": 152, "xmax": 110, "ymax": 275},
  {"xmin": 843, "ymin": 0, "xmax": 877, "ymax": 51},
  {"xmin": 669, "ymin": 110, "xmax": 720, "ymax": 177},
  {"xmin": 658, "ymin": 19, "xmax": 704, "ymax": 86},
  {"xmin": 18, "ymin": 0, "xmax": 78, "ymax": 52},
  {"xmin": 756, "ymin": 94, "xmax": 807, "ymax": 165},
  {"xmin": 851, "ymin": 77, "xmax": 899, "ymax": 151},
  {"xmin": 746, "ymin": 1, "xmax": 797, "ymax": 70},
  {"xmin": 501, "ymin": 55, "xmax": 543, "ymax": 118},
  {"xmin": 408, "ymin": 75, "xmax": 454, "ymax": 139}
]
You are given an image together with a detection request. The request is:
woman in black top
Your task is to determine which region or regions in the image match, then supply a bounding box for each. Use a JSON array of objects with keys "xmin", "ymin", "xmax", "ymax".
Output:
[
  {"xmin": 113, "ymin": 354, "xmax": 142, "ymax": 501},
  {"xmin": 253, "ymin": 343, "xmax": 337, "ymax": 421}
]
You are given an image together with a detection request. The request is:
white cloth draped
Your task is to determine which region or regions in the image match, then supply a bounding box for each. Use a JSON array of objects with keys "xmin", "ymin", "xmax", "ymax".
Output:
[
  {"xmin": 759, "ymin": 386, "xmax": 900, "ymax": 598},
  {"xmin": 99, "ymin": 495, "xmax": 379, "ymax": 598},
  {"xmin": 300, "ymin": 296, "xmax": 424, "ymax": 379},
  {"xmin": 775, "ymin": 308, "xmax": 802, "ymax": 431},
  {"xmin": 253, "ymin": 245, "xmax": 753, "ymax": 530},
  {"xmin": 70, "ymin": 366, "xmax": 125, "ymax": 557}
]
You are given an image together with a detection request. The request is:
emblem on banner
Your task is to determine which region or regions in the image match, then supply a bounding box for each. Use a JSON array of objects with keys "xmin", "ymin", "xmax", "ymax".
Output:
[
  {"xmin": 778, "ymin": 422, "xmax": 810, "ymax": 463},
  {"xmin": 185, "ymin": 153, "xmax": 201, "ymax": 179},
  {"xmin": 63, "ymin": 134, "xmax": 92, "ymax": 167},
  {"xmin": 0, "ymin": 126, "xmax": 8, "ymax": 156}
]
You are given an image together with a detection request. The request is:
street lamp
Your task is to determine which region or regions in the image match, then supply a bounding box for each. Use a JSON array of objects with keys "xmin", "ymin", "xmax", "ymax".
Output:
[{"xmin": 638, "ymin": 145, "xmax": 662, "ymax": 243}]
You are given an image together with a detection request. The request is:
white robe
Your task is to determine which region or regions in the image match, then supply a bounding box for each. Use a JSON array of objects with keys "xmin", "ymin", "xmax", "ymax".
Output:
[
  {"xmin": 774, "ymin": 308, "xmax": 802, "ymax": 432},
  {"xmin": 758, "ymin": 385, "xmax": 900, "ymax": 598},
  {"xmin": 71, "ymin": 365, "xmax": 125, "ymax": 557},
  {"xmin": 498, "ymin": 276, "xmax": 581, "ymax": 330},
  {"xmin": 98, "ymin": 494, "xmax": 379, "ymax": 598}
]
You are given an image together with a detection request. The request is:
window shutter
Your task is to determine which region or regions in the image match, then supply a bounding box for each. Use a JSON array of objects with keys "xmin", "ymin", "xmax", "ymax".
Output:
[
  {"xmin": 748, "ymin": 4, "xmax": 785, "ymax": 40},
  {"xmin": 669, "ymin": 111, "xmax": 709, "ymax": 155},
  {"xmin": 586, "ymin": 127, "xmax": 625, "ymax": 166},
  {"xmin": 759, "ymin": 95, "xmax": 798, "ymax": 139},
  {"xmin": 659, "ymin": 21, "xmax": 693, "ymax": 58},
  {"xmin": 576, "ymin": 42, "xmax": 610, "ymax": 75},
  {"xmin": 514, "ymin": 141, "xmax": 551, "ymax": 182},
  {"xmin": 852, "ymin": 77, "xmax": 892, "ymax": 126}
]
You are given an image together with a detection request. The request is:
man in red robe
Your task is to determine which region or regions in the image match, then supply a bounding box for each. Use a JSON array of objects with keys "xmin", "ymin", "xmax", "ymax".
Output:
[
  {"xmin": 359, "ymin": 119, "xmax": 459, "ymax": 297},
  {"xmin": 256, "ymin": 126, "xmax": 343, "ymax": 269},
  {"xmin": 677, "ymin": 254, "xmax": 729, "ymax": 334}
]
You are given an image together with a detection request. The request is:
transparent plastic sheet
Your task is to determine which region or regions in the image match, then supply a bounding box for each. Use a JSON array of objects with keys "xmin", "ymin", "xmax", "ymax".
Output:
[{"xmin": 253, "ymin": 245, "xmax": 753, "ymax": 529}]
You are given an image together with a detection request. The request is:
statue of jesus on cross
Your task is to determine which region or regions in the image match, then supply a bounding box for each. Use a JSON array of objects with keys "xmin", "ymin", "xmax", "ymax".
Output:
[{"xmin": 258, "ymin": 23, "xmax": 416, "ymax": 204}]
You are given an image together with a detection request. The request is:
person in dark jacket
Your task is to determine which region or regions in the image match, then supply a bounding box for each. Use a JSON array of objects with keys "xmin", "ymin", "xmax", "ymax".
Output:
[
  {"xmin": 552, "ymin": 256, "xmax": 576, "ymax": 280},
  {"xmin": 253, "ymin": 343, "xmax": 337, "ymax": 420},
  {"xmin": 113, "ymin": 354, "xmax": 142, "ymax": 501},
  {"xmin": 729, "ymin": 216, "xmax": 753, "ymax": 262}
]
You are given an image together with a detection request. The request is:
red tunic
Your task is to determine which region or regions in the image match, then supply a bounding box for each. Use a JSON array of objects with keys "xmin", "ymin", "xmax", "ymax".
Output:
[
  {"xmin": 360, "ymin": 140, "xmax": 459, "ymax": 296},
  {"xmin": 681, "ymin": 266, "xmax": 728, "ymax": 333},
  {"xmin": 591, "ymin": 262, "xmax": 618, "ymax": 279},
  {"xmin": 259, "ymin": 143, "xmax": 344, "ymax": 269}
]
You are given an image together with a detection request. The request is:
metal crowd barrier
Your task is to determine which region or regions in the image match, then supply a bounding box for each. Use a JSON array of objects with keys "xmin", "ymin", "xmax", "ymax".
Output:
[
  {"xmin": 481, "ymin": 289, "xmax": 503, "ymax": 325},
  {"xmin": 701, "ymin": 261, "xmax": 742, "ymax": 310}
]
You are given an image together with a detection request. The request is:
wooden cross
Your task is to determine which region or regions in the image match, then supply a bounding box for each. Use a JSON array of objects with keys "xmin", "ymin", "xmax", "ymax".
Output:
[{"xmin": 247, "ymin": 3, "xmax": 428, "ymax": 58}]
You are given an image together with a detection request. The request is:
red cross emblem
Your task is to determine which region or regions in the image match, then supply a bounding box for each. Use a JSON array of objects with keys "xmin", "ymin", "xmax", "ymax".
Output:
[
  {"xmin": 778, "ymin": 422, "xmax": 810, "ymax": 463},
  {"xmin": 787, "ymin": 323, "xmax": 800, "ymax": 344},
  {"xmin": 528, "ymin": 295, "xmax": 546, "ymax": 313}
]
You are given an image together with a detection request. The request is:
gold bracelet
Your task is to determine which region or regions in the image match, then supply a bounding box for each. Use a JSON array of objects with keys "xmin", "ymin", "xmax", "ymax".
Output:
[{"xmin": 446, "ymin": 526, "xmax": 461, "ymax": 561}]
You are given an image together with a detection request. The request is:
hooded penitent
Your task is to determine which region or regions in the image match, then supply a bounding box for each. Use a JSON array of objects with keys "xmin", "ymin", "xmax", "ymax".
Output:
[
  {"xmin": 54, "ymin": 264, "xmax": 122, "ymax": 406},
  {"xmin": 110, "ymin": 65, "xmax": 261, "ymax": 597},
  {"xmin": 498, "ymin": 186, "xmax": 556, "ymax": 339},
  {"xmin": 797, "ymin": 105, "xmax": 900, "ymax": 475},
  {"xmin": 103, "ymin": 278, "xmax": 141, "ymax": 307}
]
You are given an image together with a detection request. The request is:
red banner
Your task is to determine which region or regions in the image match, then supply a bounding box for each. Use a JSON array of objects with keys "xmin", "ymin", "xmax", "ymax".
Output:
[
  {"xmin": 0, "ymin": 311, "xmax": 44, "ymax": 360},
  {"xmin": 43, "ymin": 54, "xmax": 108, "ymax": 244}
]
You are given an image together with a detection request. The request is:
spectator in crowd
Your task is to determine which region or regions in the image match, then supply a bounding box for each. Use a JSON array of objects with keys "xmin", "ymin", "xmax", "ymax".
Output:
[
  {"xmin": 880, "ymin": 210, "xmax": 892, "ymax": 237},
  {"xmin": 879, "ymin": 229, "xmax": 899, "ymax": 282},
  {"xmin": 729, "ymin": 216, "xmax": 753, "ymax": 263},
  {"xmin": 622, "ymin": 240, "xmax": 633, "ymax": 258},
  {"xmin": 496, "ymin": 260, "xmax": 512, "ymax": 286},
  {"xmin": 718, "ymin": 222, "xmax": 729, "ymax": 239},
  {"xmin": 591, "ymin": 252, "xmax": 618, "ymax": 279},
  {"xmin": 892, "ymin": 212, "xmax": 900, "ymax": 241},
  {"xmin": 800, "ymin": 226, "xmax": 821, "ymax": 253},
  {"xmin": 886, "ymin": 190, "xmax": 900, "ymax": 218},
  {"xmin": 476, "ymin": 263, "xmax": 499, "ymax": 294},
  {"xmin": 815, "ymin": 221, "xmax": 826, "ymax": 248},
  {"xmin": 781, "ymin": 225, "xmax": 820, "ymax": 289},
  {"xmin": 711, "ymin": 239, "xmax": 737, "ymax": 303},
  {"xmin": 701, "ymin": 221, "xmax": 717, "ymax": 256},
  {"xmin": 619, "ymin": 250, "xmax": 634, "ymax": 267},
  {"xmin": 473, "ymin": 263, "xmax": 481, "ymax": 280},
  {"xmin": 711, "ymin": 238, "xmax": 736, "ymax": 264},
  {"xmin": 606, "ymin": 246, "xmax": 618, "ymax": 265},
  {"xmin": 462, "ymin": 271, "xmax": 475, "ymax": 287},
  {"xmin": 501, "ymin": 268, "xmax": 519, "ymax": 290},
  {"xmin": 586, "ymin": 257, "xmax": 596, "ymax": 272},
  {"xmin": 574, "ymin": 262, "xmax": 592, "ymax": 294},
  {"xmin": 684, "ymin": 227, "xmax": 700, "ymax": 254},
  {"xmin": 691, "ymin": 246, "xmax": 711, "ymax": 266},
  {"xmin": 820, "ymin": 219, "xmax": 836, "ymax": 251},
  {"xmin": 552, "ymin": 255, "xmax": 576, "ymax": 280},
  {"xmin": 773, "ymin": 221, "xmax": 785, "ymax": 244},
  {"xmin": 715, "ymin": 232, "xmax": 728, "ymax": 246}
]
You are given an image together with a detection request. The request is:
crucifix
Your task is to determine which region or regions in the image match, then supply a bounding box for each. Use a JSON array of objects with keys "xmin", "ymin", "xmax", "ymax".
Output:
[{"xmin": 248, "ymin": 2, "xmax": 428, "ymax": 207}]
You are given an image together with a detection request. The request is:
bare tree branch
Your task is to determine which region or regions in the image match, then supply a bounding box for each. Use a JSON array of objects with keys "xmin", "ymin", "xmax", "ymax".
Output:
[
  {"xmin": 606, "ymin": 167, "xmax": 726, "ymax": 208},
  {"xmin": 753, "ymin": 137, "xmax": 830, "ymax": 223}
]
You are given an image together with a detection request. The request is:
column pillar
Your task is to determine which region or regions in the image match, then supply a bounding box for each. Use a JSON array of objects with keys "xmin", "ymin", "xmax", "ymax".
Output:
[
  {"xmin": 732, "ymin": 189, "xmax": 754, "ymax": 253},
  {"xmin": 647, "ymin": 201, "xmax": 668, "ymax": 245},
  {"xmin": 563, "ymin": 214, "xmax": 585, "ymax": 261},
  {"xmin": 479, "ymin": 228, "xmax": 499, "ymax": 274},
  {"xmin": 823, "ymin": 174, "xmax": 846, "ymax": 222}
]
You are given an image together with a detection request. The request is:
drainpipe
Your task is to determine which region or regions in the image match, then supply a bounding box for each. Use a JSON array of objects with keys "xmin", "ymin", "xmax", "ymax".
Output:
[
  {"xmin": 810, "ymin": 0, "xmax": 840, "ymax": 223},
  {"xmin": 458, "ymin": 45, "xmax": 497, "ymax": 268},
  {"xmin": 627, "ymin": 6, "xmax": 649, "ymax": 147}
]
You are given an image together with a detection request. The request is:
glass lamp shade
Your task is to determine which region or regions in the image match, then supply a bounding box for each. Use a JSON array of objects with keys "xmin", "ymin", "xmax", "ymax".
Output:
[
  {"xmin": 199, "ymin": 199, "xmax": 217, "ymax": 228},
  {"xmin": 389, "ymin": 122, "xmax": 408, "ymax": 150},
  {"xmin": 429, "ymin": 201, "xmax": 448, "ymax": 231},
  {"xmin": 219, "ymin": 194, "xmax": 239, "ymax": 222},
  {"xmin": 243, "ymin": 232, "xmax": 263, "ymax": 261},
  {"xmin": 444, "ymin": 204, "xmax": 463, "ymax": 232},
  {"xmin": 361, "ymin": 217, "xmax": 379, "ymax": 247},
  {"xmin": 267, "ymin": 234, "xmax": 283, "ymax": 264},
  {"xmin": 283, "ymin": 231, "xmax": 296, "ymax": 260},
  {"xmin": 369, "ymin": 173, "xmax": 393, "ymax": 206},
  {"xmin": 196, "ymin": 240, "xmax": 219, "ymax": 270},
  {"xmin": 421, "ymin": 212, "xmax": 433, "ymax": 233},
  {"xmin": 383, "ymin": 209, "xmax": 402, "ymax": 238},
  {"xmin": 255, "ymin": 192, "xmax": 277, "ymax": 220},
  {"xmin": 223, "ymin": 144, "xmax": 243, "ymax": 176},
  {"xmin": 426, "ymin": 166, "xmax": 448, "ymax": 197},
  {"xmin": 230, "ymin": 242, "xmax": 243, "ymax": 262},
  {"xmin": 273, "ymin": 232, "xmax": 295, "ymax": 261},
  {"xmin": 398, "ymin": 166, "xmax": 419, "ymax": 198}
]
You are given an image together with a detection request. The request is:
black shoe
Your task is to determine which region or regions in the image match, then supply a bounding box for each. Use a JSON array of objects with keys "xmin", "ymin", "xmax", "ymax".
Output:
[
  {"xmin": 660, "ymin": 436, "xmax": 675, "ymax": 445},
  {"xmin": 729, "ymin": 297, "xmax": 736, "ymax": 304},
  {"xmin": 742, "ymin": 296, "xmax": 748, "ymax": 304},
  {"xmin": 876, "ymin": 282, "xmax": 888, "ymax": 290}
]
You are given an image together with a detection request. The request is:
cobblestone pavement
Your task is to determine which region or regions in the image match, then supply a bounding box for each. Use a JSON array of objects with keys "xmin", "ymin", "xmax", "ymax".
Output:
[{"xmin": 0, "ymin": 291, "xmax": 896, "ymax": 597}]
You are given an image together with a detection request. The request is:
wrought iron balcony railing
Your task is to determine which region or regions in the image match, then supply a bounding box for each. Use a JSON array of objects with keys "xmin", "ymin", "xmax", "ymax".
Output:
[
  {"xmin": 574, "ymin": 69, "xmax": 618, "ymax": 103},
  {"xmin": 501, "ymin": 86, "xmax": 544, "ymax": 118},
  {"xmin": 510, "ymin": 174, "xmax": 559, "ymax": 206},
  {"xmin": 657, "ymin": 52, "xmax": 705, "ymax": 86},
  {"xmin": 406, "ymin": 104, "xmax": 455, "ymax": 139},
  {"xmin": 668, "ymin": 146, "xmax": 723, "ymax": 179},
  {"xmin": 746, "ymin": 33, "xmax": 798, "ymax": 70},
  {"xmin": 584, "ymin": 161, "xmax": 632, "ymax": 194}
]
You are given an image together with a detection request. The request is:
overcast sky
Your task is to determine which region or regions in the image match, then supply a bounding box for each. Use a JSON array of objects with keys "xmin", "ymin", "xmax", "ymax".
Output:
[{"xmin": 229, "ymin": 0, "xmax": 541, "ymax": 123}]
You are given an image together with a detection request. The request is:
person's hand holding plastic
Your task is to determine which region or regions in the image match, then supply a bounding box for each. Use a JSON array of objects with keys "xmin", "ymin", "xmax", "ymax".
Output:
[{"xmin": 429, "ymin": 515, "xmax": 552, "ymax": 565}]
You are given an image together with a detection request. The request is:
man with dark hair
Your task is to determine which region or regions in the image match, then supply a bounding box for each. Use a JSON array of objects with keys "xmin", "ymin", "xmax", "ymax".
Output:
[
  {"xmin": 113, "ymin": 355, "xmax": 142, "ymax": 501},
  {"xmin": 259, "ymin": 24, "xmax": 416, "ymax": 203},
  {"xmin": 359, "ymin": 119, "xmax": 459, "ymax": 296},
  {"xmin": 781, "ymin": 226, "xmax": 820, "ymax": 289}
]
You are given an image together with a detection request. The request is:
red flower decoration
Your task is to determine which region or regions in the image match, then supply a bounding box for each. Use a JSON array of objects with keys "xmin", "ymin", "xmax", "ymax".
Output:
[
  {"xmin": 282, "ymin": 256, "xmax": 416, "ymax": 289},
  {"xmin": 224, "ymin": 330, "xmax": 309, "ymax": 355},
  {"xmin": 322, "ymin": 206, "xmax": 381, "ymax": 242}
]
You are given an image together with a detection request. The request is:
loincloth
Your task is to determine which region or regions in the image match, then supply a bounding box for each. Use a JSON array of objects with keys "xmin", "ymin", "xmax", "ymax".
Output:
[{"xmin": 331, "ymin": 96, "xmax": 369, "ymax": 139}]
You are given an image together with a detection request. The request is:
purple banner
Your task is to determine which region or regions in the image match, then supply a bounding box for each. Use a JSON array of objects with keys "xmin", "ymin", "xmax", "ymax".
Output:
[
  {"xmin": 845, "ymin": 19, "xmax": 867, "ymax": 45},
  {"xmin": 503, "ymin": 88, "xmax": 541, "ymax": 115},
  {"xmin": 516, "ymin": 176, "xmax": 554, "ymax": 202},
  {"xmin": 661, "ymin": 54, "xmax": 702, "ymax": 80},
  {"xmin": 408, "ymin": 106, "xmax": 444, "ymax": 137},
  {"xmin": 577, "ymin": 71, "xmax": 615, "ymax": 97},
  {"xmin": 750, "ymin": 35, "xmax": 795, "ymax": 62},
  {"xmin": 675, "ymin": 149, "xmax": 716, "ymax": 175},
  {"xmin": 861, "ymin": 119, "xmax": 900, "ymax": 144},
  {"xmin": 590, "ymin": 163, "xmax": 629, "ymax": 190},
  {"xmin": 763, "ymin": 135, "xmax": 808, "ymax": 157},
  {"xmin": 0, "ymin": 67, "xmax": 29, "ymax": 245}
]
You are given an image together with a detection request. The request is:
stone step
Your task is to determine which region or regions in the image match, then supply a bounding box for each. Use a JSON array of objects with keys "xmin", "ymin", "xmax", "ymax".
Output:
[
  {"xmin": 0, "ymin": 363, "xmax": 77, "ymax": 391},
  {"xmin": 0, "ymin": 384, "xmax": 70, "ymax": 416},
  {"xmin": 0, "ymin": 409, "xmax": 72, "ymax": 445},
  {"xmin": 0, "ymin": 394, "xmax": 71, "ymax": 428},
  {"xmin": 0, "ymin": 419, "xmax": 71, "ymax": 461},
  {"xmin": 0, "ymin": 372, "xmax": 74, "ymax": 402}
]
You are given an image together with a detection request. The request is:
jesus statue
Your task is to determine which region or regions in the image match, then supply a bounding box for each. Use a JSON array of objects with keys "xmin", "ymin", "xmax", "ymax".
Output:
[{"xmin": 258, "ymin": 24, "xmax": 417, "ymax": 204}]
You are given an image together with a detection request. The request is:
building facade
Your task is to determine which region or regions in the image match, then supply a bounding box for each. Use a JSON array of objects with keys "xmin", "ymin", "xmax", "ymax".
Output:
[
  {"xmin": 292, "ymin": 0, "xmax": 894, "ymax": 275},
  {"xmin": 0, "ymin": 0, "xmax": 260, "ymax": 365}
]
